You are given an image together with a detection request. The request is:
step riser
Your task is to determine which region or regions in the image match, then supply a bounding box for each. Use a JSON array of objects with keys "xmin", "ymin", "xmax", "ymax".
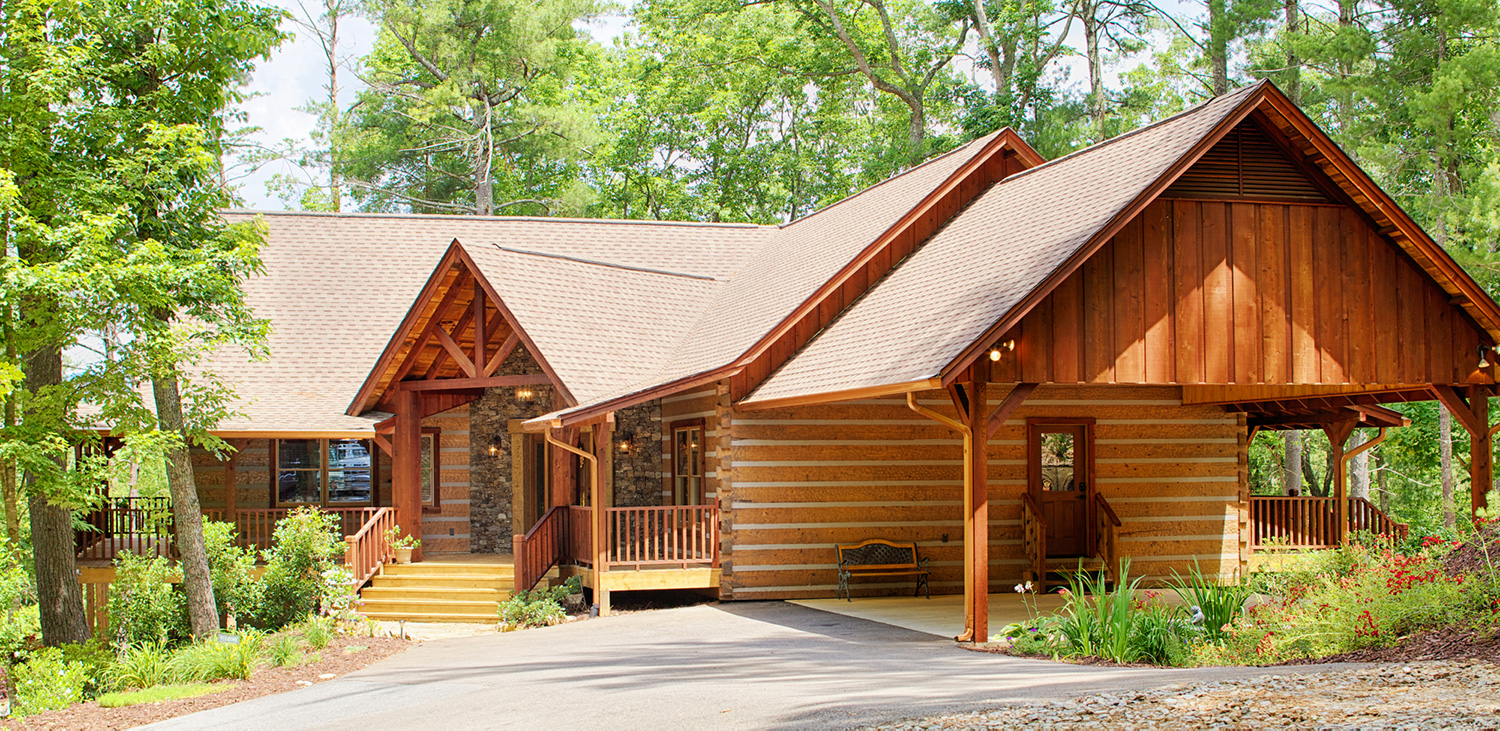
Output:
[
  {"xmin": 361, "ymin": 602, "xmax": 499, "ymax": 616},
  {"xmin": 361, "ymin": 612, "xmax": 497, "ymax": 624},
  {"xmin": 383, "ymin": 564, "xmax": 513, "ymax": 578},
  {"xmin": 362, "ymin": 588, "xmax": 507, "ymax": 602},
  {"xmin": 371, "ymin": 577, "xmax": 513, "ymax": 590}
]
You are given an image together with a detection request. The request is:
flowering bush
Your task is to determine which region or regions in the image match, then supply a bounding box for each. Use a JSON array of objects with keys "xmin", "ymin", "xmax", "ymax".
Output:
[{"xmin": 1200, "ymin": 542, "xmax": 1486, "ymax": 665}]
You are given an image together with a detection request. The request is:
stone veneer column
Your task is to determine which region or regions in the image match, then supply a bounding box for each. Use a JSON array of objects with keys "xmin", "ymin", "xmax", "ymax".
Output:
[
  {"xmin": 467, "ymin": 347, "xmax": 551, "ymax": 553},
  {"xmin": 611, "ymin": 401, "xmax": 663, "ymax": 507}
]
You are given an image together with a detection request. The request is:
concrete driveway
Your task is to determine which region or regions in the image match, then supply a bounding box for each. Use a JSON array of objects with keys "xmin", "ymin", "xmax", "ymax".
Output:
[{"xmin": 145, "ymin": 602, "xmax": 1339, "ymax": 730}]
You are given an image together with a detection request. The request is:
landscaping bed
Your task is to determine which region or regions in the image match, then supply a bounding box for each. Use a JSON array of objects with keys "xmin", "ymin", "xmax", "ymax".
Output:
[{"xmin": 10, "ymin": 633, "xmax": 409, "ymax": 731}]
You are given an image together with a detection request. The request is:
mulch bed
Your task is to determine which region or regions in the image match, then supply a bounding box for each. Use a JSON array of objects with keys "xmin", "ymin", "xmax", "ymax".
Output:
[
  {"xmin": 11, "ymin": 634, "xmax": 411, "ymax": 731},
  {"xmin": 1283, "ymin": 624, "xmax": 1500, "ymax": 666},
  {"xmin": 1443, "ymin": 523, "xmax": 1500, "ymax": 578}
]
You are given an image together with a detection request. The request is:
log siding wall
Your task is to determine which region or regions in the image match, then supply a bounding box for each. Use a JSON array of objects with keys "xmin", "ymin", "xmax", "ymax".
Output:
[{"xmin": 721, "ymin": 384, "xmax": 1243, "ymax": 600}]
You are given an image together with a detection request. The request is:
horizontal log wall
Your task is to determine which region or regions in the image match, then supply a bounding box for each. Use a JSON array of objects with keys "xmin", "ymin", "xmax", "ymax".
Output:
[
  {"xmin": 721, "ymin": 385, "xmax": 1244, "ymax": 600},
  {"xmin": 992, "ymin": 199, "xmax": 1487, "ymax": 386}
]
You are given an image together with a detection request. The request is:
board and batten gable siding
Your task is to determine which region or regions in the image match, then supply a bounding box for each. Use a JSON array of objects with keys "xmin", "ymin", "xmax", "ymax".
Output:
[
  {"xmin": 720, "ymin": 385, "xmax": 1245, "ymax": 600},
  {"xmin": 991, "ymin": 198, "xmax": 1487, "ymax": 386}
]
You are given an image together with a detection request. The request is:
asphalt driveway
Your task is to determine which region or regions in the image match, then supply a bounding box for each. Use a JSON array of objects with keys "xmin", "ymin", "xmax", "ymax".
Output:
[{"xmin": 145, "ymin": 602, "xmax": 1340, "ymax": 729}]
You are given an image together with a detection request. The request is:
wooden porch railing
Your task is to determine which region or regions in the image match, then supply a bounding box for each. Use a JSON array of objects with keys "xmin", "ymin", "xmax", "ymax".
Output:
[
  {"xmin": 1250, "ymin": 495, "xmax": 1407, "ymax": 550},
  {"xmin": 202, "ymin": 507, "xmax": 379, "ymax": 552},
  {"xmin": 566, "ymin": 505, "xmax": 593, "ymax": 567},
  {"xmin": 76, "ymin": 497, "xmax": 175, "ymax": 561},
  {"xmin": 1349, "ymin": 497, "xmax": 1410, "ymax": 540},
  {"xmin": 516, "ymin": 506, "xmax": 567, "ymax": 591},
  {"xmin": 1094, "ymin": 493, "xmax": 1122, "ymax": 582},
  {"xmin": 343, "ymin": 508, "xmax": 396, "ymax": 587},
  {"xmin": 606, "ymin": 505, "xmax": 719, "ymax": 568},
  {"xmin": 1020, "ymin": 493, "xmax": 1046, "ymax": 590}
]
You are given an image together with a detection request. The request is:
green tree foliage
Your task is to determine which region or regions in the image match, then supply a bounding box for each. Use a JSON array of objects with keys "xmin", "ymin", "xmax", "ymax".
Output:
[{"xmin": 342, "ymin": 0, "xmax": 603, "ymax": 215}]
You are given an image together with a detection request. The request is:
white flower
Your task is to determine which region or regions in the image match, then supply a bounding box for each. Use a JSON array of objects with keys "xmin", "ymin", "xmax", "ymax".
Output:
[{"xmin": 1014, "ymin": 583, "xmax": 1026, "ymax": 593}]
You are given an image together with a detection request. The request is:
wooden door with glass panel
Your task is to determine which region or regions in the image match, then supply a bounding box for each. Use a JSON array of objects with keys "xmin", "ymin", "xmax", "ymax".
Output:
[
  {"xmin": 671, "ymin": 422, "xmax": 705, "ymax": 505},
  {"xmin": 1028, "ymin": 422, "xmax": 1093, "ymax": 558}
]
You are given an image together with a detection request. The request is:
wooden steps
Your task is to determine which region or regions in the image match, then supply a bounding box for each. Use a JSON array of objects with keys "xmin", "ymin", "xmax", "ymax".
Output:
[{"xmin": 358, "ymin": 560, "xmax": 514, "ymax": 624}]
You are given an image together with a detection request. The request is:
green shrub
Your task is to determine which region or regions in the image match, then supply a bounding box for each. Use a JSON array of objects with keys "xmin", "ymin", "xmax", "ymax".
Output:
[
  {"xmin": 167, "ymin": 630, "xmax": 264, "ymax": 683},
  {"xmin": 1052, "ymin": 560, "xmax": 1145, "ymax": 663},
  {"xmin": 59, "ymin": 638, "xmax": 115, "ymax": 696},
  {"xmin": 0, "ymin": 604, "xmax": 40, "ymax": 661},
  {"xmin": 97, "ymin": 682, "xmax": 222, "ymax": 707},
  {"xmin": 1169, "ymin": 561, "xmax": 1251, "ymax": 642},
  {"xmin": 267, "ymin": 634, "xmax": 302, "ymax": 667},
  {"xmin": 256, "ymin": 508, "xmax": 344, "ymax": 629},
  {"xmin": 11, "ymin": 646, "xmax": 90, "ymax": 717},
  {"xmin": 299, "ymin": 615, "xmax": 334, "ymax": 649},
  {"xmin": 203, "ymin": 520, "xmax": 261, "ymax": 626},
  {"xmin": 110, "ymin": 641, "xmax": 173, "ymax": 690},
  {"xmin": 0, "ymin": 542, "xmax": 40, "ymax": 660},
  {"xmin": 108, "ymin": 551, "xmax": 187, "ymax": 648},
  {"xmin": 497, "ymin": 576, "xmax": 582, "ymax": 630}
]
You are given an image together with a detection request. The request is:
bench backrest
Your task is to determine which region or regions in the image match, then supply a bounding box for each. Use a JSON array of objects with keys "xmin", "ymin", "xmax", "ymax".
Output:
[{"xmin": 836, "ymin": 539, "xmax": 918, "ymax": 569}]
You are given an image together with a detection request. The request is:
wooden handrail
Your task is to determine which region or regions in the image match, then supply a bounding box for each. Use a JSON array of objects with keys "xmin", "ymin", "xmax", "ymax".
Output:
[
  {"xmin": 344, "ymin": 507, "xmax": 396, "ymax": 587},
  {"xmin": 516, "ymin": 505, "xmax": 567, "ymax": 591},
  {"xmin": 1020, "ymin": 493, "xmax": 1047, "ymax": 591},
  {"xmin": 1249, "ymin": 495, "xmax": 1407, "ymax": 550},
  {"xmin": 1094, "ymin": 494, "xmax": 1121, "ymax": 583},
  {"xmin": 1094, "ymin": 492, "xmax": 1122, "ymax": 526}
]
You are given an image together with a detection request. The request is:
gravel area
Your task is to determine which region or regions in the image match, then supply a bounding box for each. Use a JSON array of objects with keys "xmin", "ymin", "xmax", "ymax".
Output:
[{"xmin": 878, "ymin": 661, "xmax": 1500, "ymax": 729}]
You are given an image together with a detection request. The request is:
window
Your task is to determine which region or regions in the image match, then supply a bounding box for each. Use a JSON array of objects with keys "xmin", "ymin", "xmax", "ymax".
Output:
[
  {"xmin": 275, "ymin": 439, "xmax": 374, "ymax": 507},
  {"xmin": 672, "ymin": 423, "xmax": 705, "ymax": 505}
]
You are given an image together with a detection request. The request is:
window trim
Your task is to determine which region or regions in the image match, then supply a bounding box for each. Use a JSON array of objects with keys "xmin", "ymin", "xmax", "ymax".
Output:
[
  {"xmin": 273, "ymin": 438, "xmax": 376, "ymax": 509},
  {"xmin": 669, "ymin": 419, "xmax": 707, "ymax": 506}
]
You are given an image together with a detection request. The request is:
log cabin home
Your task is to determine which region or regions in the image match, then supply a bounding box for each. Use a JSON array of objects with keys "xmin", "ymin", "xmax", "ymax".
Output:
[{"xmin": 77, "ymin": 80, "xmax": 1500, "ymax": 642}]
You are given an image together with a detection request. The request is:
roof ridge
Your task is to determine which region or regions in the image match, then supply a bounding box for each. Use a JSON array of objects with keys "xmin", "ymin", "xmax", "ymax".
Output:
[
  {"xmin": 494, "ymin": 245, "xmax": 720, "ymax": 281},
  {"xmin": 777, "ymin": 131, "xmax": 1001, "ymax": 230},
  {"xmin": 222, "ymin": 209, "xmax": 773, "ymax": 229},
  {"xmin": 994, "ymin": 81, "xmax": 1267, "ymax": 186}
]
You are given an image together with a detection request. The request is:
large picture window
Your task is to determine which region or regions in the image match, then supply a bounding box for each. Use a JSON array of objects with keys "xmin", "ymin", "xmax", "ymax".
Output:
[{"xmin": 275, "ymin": 439, "xmax": 374, "ymax": 507}]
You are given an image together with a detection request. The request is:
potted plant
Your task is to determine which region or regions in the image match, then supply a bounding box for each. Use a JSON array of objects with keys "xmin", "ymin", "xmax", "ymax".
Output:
[{"xmin": 385, "ymin": 525, "xmax": 421, "ymax": 564}]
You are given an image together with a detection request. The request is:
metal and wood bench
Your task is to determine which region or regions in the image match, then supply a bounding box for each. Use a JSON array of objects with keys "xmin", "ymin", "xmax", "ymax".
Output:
[{"xmin": 835, "ymin": 539, "xmax": 930, "ymax": 601}]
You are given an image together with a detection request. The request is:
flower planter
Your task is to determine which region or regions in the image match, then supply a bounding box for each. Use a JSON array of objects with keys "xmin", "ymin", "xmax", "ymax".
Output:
[{"xmin": 394, "ymin": 547, "xmax": 414, "ymax": 564}]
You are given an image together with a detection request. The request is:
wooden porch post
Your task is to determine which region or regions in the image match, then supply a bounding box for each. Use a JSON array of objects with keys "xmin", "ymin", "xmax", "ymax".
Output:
[
  {"xmin": 394, "ymin": 388, "xmax": 424, "ymax": 562},
  {"xmin": 1469, "ymin": 387, "xmax": 1493, "ymax": 516},
  {"xmin": 1323, "ymin": 421, "xmax": 1354, "ymax": 545},
  {"xmin": 966, "ymin": 368, "xmax": 989, "ymax": 644},
  {"xmin": 592, "ymin": 421, "xmax": 612, "ymax": 615}
]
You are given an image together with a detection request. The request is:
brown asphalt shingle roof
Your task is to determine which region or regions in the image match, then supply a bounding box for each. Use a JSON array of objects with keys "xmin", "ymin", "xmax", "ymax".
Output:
[
  {"xmin": 743, "ymin": 83, "xmax": 1264, "ymax": 406},
  {"xmin": 206, "ymin": 212, "xmax": 768, "ymax": 433}
]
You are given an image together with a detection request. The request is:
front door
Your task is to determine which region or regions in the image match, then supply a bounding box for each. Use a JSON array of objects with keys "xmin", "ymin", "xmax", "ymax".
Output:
[{"xmin": 1029, "ymin": 422, "xmax": 1093, "ymax": 558}]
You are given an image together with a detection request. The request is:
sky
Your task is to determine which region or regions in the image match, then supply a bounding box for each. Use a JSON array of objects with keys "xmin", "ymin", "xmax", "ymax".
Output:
[{"xmin": 232, "ymin": 0, "xmax": 1202, "ymax": 211}]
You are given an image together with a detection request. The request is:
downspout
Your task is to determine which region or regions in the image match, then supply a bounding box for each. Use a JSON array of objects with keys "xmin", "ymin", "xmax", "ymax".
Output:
[
  {"xmin": 906, "ymin": 393, "xmax": 974, "ymax": 641},
  {"xmin": 546, "ymin": 429, "xmax": 602, "ymax": 604}
]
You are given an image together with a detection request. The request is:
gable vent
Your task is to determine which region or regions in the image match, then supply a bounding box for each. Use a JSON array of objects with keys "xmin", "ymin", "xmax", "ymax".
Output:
[{"xmin": 1165, "ymin": 123, "xmax": 1330, "ymax": 202}]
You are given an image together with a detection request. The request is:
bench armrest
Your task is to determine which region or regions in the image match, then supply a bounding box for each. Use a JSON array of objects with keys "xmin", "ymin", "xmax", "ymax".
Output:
[{"xmin": 919, "ymin": 557, "xmax": 930, "ymax": 572}]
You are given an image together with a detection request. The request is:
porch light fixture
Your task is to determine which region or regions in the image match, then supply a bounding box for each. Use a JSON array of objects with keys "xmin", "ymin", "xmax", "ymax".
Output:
[
  {"xmin": 617, "ymin": 438, "xmax": 633, "ymax": 454},
  {"xmin": 988, "ymin": 339, "xmax": 1016, "ymax": 361},
  {"xmin": 488, "ymin": 441, "xmax": 499, "ymax": 457},
  {"xmin": 1481, "ymin": 345, "xmax": 1493, "ymax": 370},
  {"xmin": 514, "ymin": 386, "xmax": 537, "ymax": 404}
]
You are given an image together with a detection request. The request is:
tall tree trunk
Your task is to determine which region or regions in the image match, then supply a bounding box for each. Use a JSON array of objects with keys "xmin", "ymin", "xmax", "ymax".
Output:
[
  {"xmin": 326, "ymin": 7, "xmax": 341, "ymax": 212},
  {"xmin": 1083, "ymin": 7, "xmax": 1106, "ymax": 139},
  {"xmin": 1335, "ymin": 0, "xmax": 1357, "ymax": 133},
  {"xmin": 1283, "ymin": 430, "xmax": 1302, "ymax": 495},
  {"xmin": 151, "ymin": 364, "xmax": 219, "ymax": 637},
  {"xmin": 473, "ymin": 100, "xmax": 494, "ymax": 216},
  {"xmin": 1350, "ymin": 430, "xmax": 1369, "ymax": 499},
  {"xmin": 1207, "ymin": 0, "xmax": 1229, "ymax": 94},
  {"xmin": 1, "ymin": 394, "xmax": 19, "ymax": 544},
  {"xmin": 1376, "ymin": 450, "xmax": 1390, "ymax": 514},
  {"xmin": 1284, "ymin": 0, "xmax": 1301, "ymax": 104},
  {"xmin": 1440, "ymin": 404, "xmax": 1456, "ymax": 529},
  {"xmin": 24, "ymin": 344, "xmax": 90, "ymax": 645},
  {"xmin": 906, "ymin": 103, "xmax": 927, "ymax": 166}
]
